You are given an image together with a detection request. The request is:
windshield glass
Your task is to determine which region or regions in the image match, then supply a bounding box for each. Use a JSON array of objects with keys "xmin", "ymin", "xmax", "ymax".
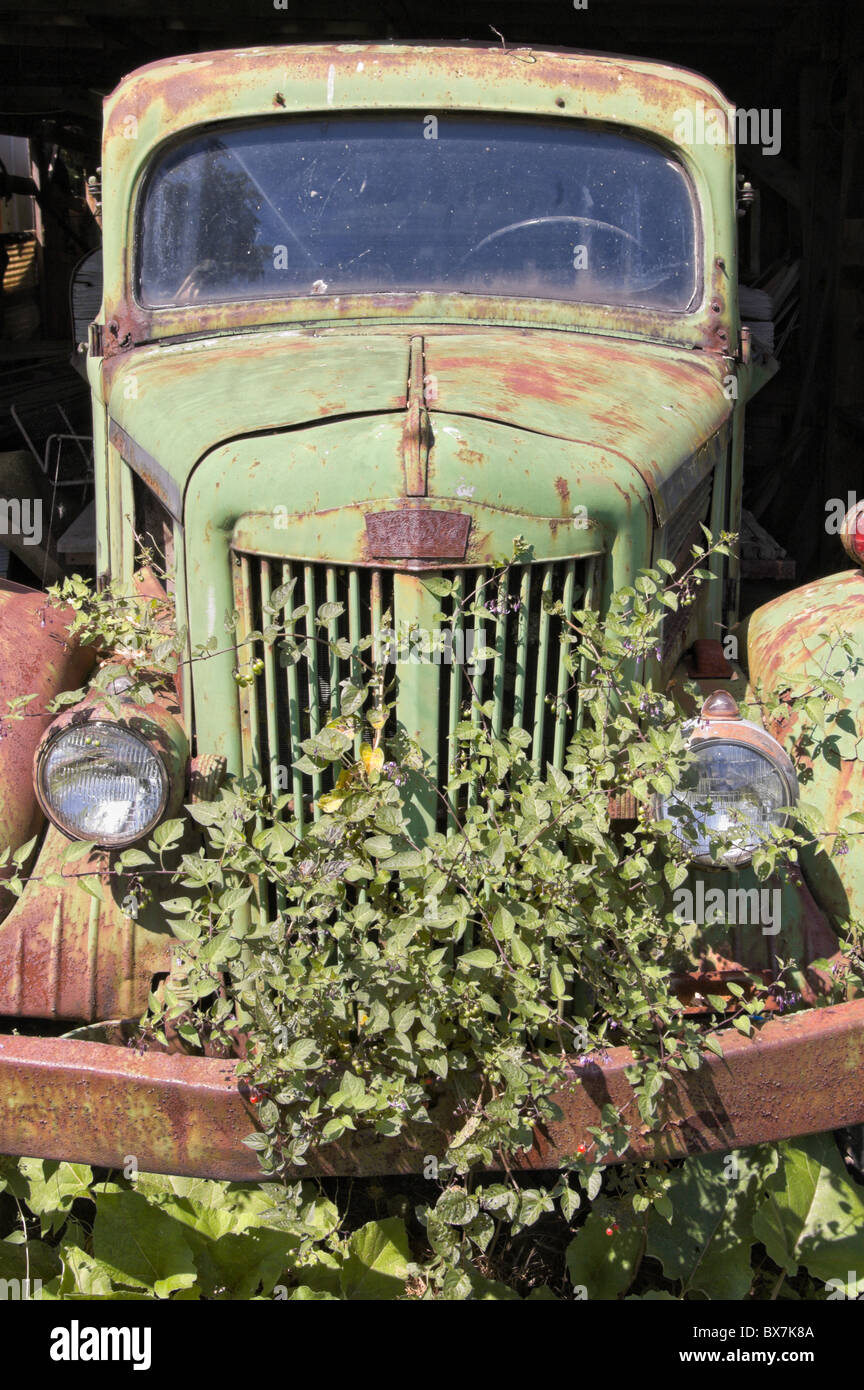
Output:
[{"xmin": 137, "ymin": 115, "xmax": 699, "ymax": 311}]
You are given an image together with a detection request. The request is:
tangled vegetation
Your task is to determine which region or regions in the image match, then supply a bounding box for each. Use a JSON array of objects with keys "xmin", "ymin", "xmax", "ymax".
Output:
[{"xmin": 2, "ymin": 531, "xmax": 864, "ymax": 1298}]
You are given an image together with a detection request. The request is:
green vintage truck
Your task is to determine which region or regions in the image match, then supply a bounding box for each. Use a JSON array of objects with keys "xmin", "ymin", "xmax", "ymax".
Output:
[{"xmin": 1, "ymin": 42, "xmax": 863, "ymax": 1178}]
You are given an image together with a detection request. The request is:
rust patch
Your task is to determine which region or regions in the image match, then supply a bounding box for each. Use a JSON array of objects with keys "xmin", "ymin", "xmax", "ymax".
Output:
[
  {"xmin": 0, "ymin": 583, "xmax": 95, "ymax": 919},
  {"xmin": 0, "ymin": 825, "xmax": 175, "ymax": 1020}
]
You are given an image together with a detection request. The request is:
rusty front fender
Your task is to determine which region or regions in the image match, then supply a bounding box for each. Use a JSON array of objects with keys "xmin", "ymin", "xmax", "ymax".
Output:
[
  {"xmin": 748, "ymin": 568, "xmax": 864, "ymax": 925},
  {"xmin": 2, "ymin": 1000, "xmax": 863, "ymax": 1179},
  {"xmin": 0, "ymin": 581, "xmax": 95, "ymax": 920}
]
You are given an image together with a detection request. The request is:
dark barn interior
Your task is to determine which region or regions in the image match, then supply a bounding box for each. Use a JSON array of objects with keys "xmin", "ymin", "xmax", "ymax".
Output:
[{"xmin": 0, "ymin": 0, "xmax": 861, "ymax": 594}]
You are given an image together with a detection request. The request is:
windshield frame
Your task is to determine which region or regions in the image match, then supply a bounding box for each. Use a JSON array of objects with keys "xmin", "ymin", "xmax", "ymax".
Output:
[
  {"xmin": 97, "ymin": 43, "xmax": 737, "ymax": 362},
  {"xmin": 133, "ymin": 112, "xmax": 704, "ymax": 317}
]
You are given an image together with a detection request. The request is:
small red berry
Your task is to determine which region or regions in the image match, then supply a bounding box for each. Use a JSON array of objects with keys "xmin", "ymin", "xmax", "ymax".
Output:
[
  {"xmin": 577, "ymin": 1143, "xmax": 587, "ymax": 1154},
  {"xmin": 249, "ymin": 1088, "xmax": 262, "ymax": 1104},
  {"xmin": 605, "ymin": 1226, "xmax": 614, "ymax": 1236}
]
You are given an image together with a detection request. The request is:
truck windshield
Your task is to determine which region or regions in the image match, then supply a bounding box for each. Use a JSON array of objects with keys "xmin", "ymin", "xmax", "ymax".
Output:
[{"xmin": 137, "ymin": 114, "xmax": 698, "ymax": 311}]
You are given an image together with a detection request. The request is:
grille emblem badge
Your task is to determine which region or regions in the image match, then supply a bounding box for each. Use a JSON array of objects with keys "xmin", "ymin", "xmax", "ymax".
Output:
[{"xmin": 365, "ymin": 509, "xmax": 471, "ymax": 560}]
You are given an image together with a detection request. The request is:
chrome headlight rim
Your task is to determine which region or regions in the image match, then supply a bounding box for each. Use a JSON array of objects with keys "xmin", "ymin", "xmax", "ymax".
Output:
[
  {"xmin": 34, "ymin": 715, "xmax": 171, "ymax": 849},
  {"xmin": 662, "ymin": 691, "xmax": 799, "ymax": 868}
]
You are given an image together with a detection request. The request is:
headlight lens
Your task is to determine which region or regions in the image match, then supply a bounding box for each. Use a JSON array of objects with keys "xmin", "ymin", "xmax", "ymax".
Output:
[
  {"xmin": 661, "ymin": 740, "xmax": 794, "ymax": 866},
  {"xmin": 36, "ymin": 720, "xmax": 168, "ymax": 846},
  {"xmin": 659, "ymin": 692, "xmax": 798, "ymax": 867}
]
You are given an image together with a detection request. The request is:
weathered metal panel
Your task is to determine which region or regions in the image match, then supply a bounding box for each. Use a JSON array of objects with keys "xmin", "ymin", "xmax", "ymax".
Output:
[{"xmin": 102, "ymin": 328, "xmax": 729, "ymax": 526}]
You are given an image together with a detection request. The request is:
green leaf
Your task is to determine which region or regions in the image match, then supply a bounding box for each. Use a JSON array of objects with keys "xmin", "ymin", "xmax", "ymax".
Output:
[
  {"xmin": 0, "ymin": 1234, "xmax": 61, "ymax": 1289},
  {"xmin": 340, "ymin": 1218, "xmax": 411, "ymax": 1300},
  {"xmin": 646, "ymin": 1147, "xmax": 776, "ymax": 1298},
  {"xmin": 491, "ymin": 906, "xmax": 515, "ymax": 939},
  {"xmin": 663, "ymin": 861, "xmax": 689, "ymax": 891},
  {"xmin": 436, "ymin": 1190, "xmax": 479, "ymax": 1226},
  {"xmin": 337, "ymin": 1071, "xmax": 364, "ymax": 1103},
  {"xmin": 92, "ymin": 1191, "xmax": 198, "ymax": 1297},
  {"xmin": 559, "ymin": 1184, "xmax": 581, "ymax": 1221},
  {"xmin": 379, "ymin": 850, "xmax": 424, "ymax": 871},
  {"xmin": 459, "ymin": 949, "xmax": 498, "ymax": 970},
  {"xmin": 151, "ymin": 818, "xmax": 184, "ymax": 850},
  {"xmin": 317, "ymin": 600, "xmax": 345, "ymax": 623},
  {"xmin": 752, "ymin": 1132, "xmax": 864, "ymax": 1290},
  {"xmin": 77, "ymin": 875, "xmax": 104, "ymax": 902},
  {"xmin": 441, "ymin": 1268, "xmax": 473, "ymax": 1299},
  {"xmin": 511, "ymin": 936, "xmax": 532, "ymax": 967},
  {"xmin": 566, "ymin": 1205, "xmax": 642, "ymax": 1298},
  {"xmin": 62, "ymin": 839, "xmax": 97, "ymax": 866},
  {"xmin": 117, "ymin": 848, "xmax": 153, "ymax": 869},
  {"xmin": 421, "ymin": 576, "xmax": 456, "ymax": 598},
  {"xmin": 181, "ymin": 1225, "xmax": 299, "ymax": 1299},
  {"xmin": 283, "ymin": 1037, "xmax": 321, "ymax": 1069},
  {"xmin": 11, "ymin": 835, "xmax": 38, "ymax": 868},
  {"xmin": 16, "ymin": 1159, "xmax": 93, "ymax": 1235},
  {"xmin": 363, "ymin": 835, "xmax": 394, "ymax": 857}
]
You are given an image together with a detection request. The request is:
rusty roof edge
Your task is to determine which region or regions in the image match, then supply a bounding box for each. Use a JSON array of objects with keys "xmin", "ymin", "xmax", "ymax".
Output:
[{"xmin": 104, "ymin": 42, "xmax": 735, "ymax": 116}]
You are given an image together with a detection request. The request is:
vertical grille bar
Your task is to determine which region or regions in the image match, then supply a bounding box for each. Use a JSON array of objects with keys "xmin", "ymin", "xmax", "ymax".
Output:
[
  {"xmin": 325, "ymin": 566, "xmax": 341, "ymax": 718},
  {"xmin": 370, "ymin": 568, "xmax": 384, "ymax": 719},
  {"xmin": 531, "ymin": 565, "xmax": 554, "ymax": 767},
  {"xmin": 446, "ymin": 571, "xmax": 466, "ymax": 797},
  {"xmin": 491, "ymin": 571, "xmax": 508, "ymax": 739},
  {"xmin": 232, "ymin": 554, "xmax": 261, "ymax": 778},
  {"xmin": 259, "ymin": 561, "xmax": 287, "ymax": 913},
  {"xmin": 281, "ymin": 562, "xmax": 305, "ymax": 830},
  {"xmin": 303, "ymin": 564, "xmax": 323, "ymax": 816},
  {"xmin": 232, "ymin": 555, "xmax": 265, "ymax": 925},
  {"xmin": 259, "ymin": 560, "xmax": 282, "ymax": 799},
  {"xmin": 552, "ymin": 560, "xmax": 577, "ymax": 769},
  {"xmin": 370, "ymin": 569, "xmax": 383, "ymax": 636},
  {"xmin": 348, "ymin": 568, "xmax": 362, "ymax": 756},
  {"xmin": 576, "ymin": 554, "xmax": 600, "ymax": 734},
  {"xmin": 467, "ymin": 567, "xmax": 488, "ymax": 808},
  {"xmin": 512, "ymin": 564, "xmax": 532, "ymax": 729},
  {"xmin": 470, "ymin": 568, "xmax": 488, "ymax": 730}
]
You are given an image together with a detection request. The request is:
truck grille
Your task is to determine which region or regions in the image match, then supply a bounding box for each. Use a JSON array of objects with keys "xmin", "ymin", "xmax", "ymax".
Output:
[{"xmin": 232, "ymin": 552, "xmax": 596, "ymax": 831}]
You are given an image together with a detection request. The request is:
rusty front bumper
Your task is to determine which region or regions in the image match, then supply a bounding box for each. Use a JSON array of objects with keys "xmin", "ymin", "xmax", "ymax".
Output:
[{"xmin": 2, "ymin": 999, "xmax": 864, "ymax": 1179}]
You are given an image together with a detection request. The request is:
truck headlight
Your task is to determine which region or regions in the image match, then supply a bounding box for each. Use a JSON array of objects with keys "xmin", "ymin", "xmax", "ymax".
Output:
[
  {"xmin": 659, "ymin": 690, "xmax": 798, "ymax": 867},
  {"xmin": 34, "ymin": 698, "xmax": 188, "ymax": 848}
]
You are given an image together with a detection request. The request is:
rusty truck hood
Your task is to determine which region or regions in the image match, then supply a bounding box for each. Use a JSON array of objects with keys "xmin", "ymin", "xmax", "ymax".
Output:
[{"xmin": 105, "ymin": 326, "xmax": 732, "ymax": 524}]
